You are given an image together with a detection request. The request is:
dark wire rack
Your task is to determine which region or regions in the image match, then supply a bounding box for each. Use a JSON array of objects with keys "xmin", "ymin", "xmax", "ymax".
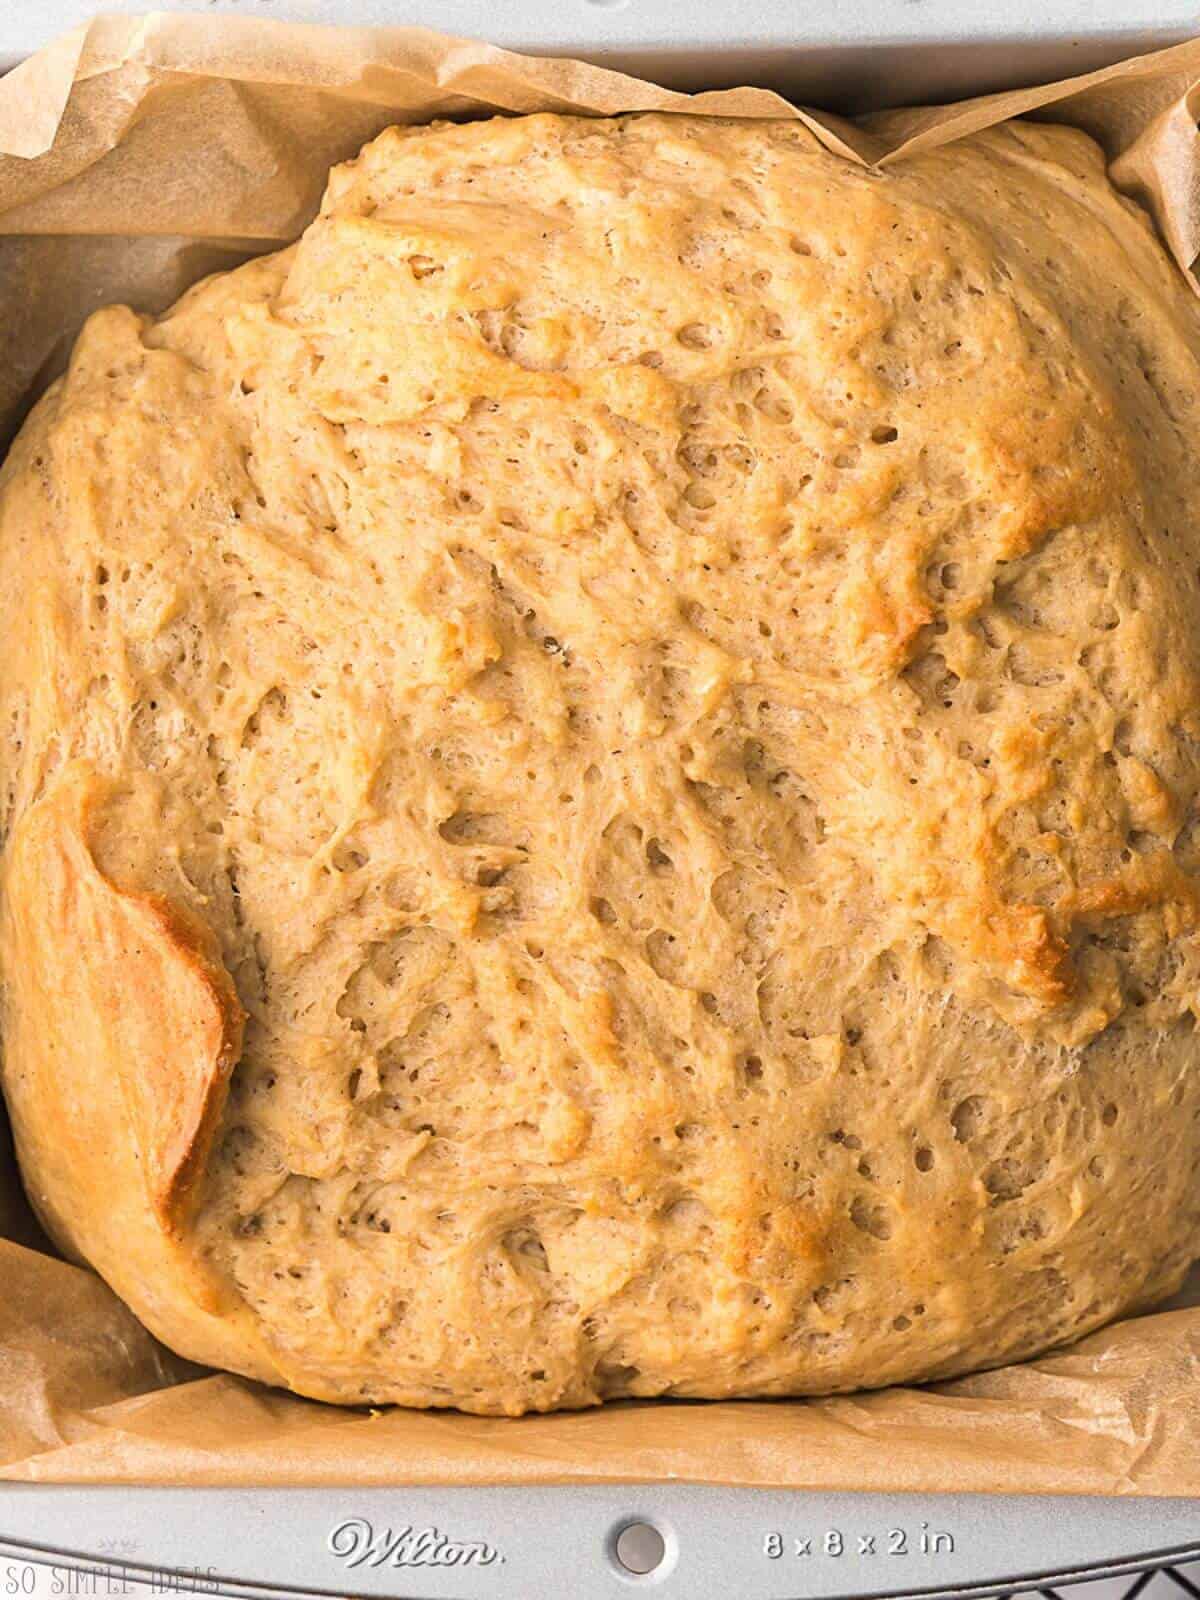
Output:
[{"xmin": 1001, "ymin": 1566, "xmax": 1200, "ymax": 1600}]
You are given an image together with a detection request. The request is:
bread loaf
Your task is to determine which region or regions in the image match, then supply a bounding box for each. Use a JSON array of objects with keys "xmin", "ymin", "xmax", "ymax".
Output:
[{"xmin": 3, "ymin": 112, "xmax": 1200, "ymax": 1413}]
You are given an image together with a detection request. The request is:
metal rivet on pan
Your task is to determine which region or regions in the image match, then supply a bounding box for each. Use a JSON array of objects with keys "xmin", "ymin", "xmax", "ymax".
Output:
[{"xmin": 614, "ymin": 1520, "xmax": 667, "ymax": 1576}]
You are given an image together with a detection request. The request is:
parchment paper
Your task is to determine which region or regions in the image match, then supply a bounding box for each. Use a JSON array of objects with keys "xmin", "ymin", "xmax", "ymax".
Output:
[{"xmin": 3, "ymin": 11, "xmax": 1200, "ymax": 1492}]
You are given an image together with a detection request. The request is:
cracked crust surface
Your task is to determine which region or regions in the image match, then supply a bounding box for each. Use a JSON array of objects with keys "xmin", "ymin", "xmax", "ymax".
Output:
[{"xmin": 4, "ymin": 113, "xmax": 1200, "ymax": 1412}]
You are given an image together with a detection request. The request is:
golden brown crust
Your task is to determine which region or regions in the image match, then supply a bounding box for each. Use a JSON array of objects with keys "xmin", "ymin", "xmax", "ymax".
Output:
[
  {"xmin": 5, "ymin": 767, "xmax": 245, "ymax": 1225},
  {"xmin": 4, "ymin": 113, "xmax": 1200, "ymax": 1413}
]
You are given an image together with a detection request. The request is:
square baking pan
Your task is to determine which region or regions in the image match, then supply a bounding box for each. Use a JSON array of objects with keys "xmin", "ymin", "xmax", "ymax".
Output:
[{"xmin": 1, "ymin": 4, "xmax": 1200, "ymax": 1598}]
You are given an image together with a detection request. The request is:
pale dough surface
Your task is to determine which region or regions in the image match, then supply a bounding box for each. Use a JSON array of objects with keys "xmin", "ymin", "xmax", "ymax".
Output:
[{"xmin": 3, "ymin": 113, "xmax": 1200, "ymax": 1413}]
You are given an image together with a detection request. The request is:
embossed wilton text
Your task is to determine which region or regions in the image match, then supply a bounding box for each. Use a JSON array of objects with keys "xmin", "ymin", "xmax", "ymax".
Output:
[{"xmin": 329, "ymin": 1519, "xmax": 504, "ymax": 1569}]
